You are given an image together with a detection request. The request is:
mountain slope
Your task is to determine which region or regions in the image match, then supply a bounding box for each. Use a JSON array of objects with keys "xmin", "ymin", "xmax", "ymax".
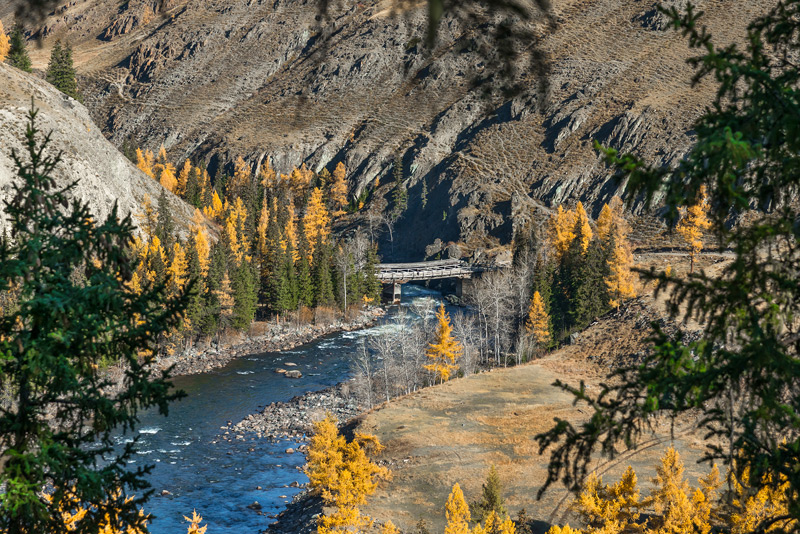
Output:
[
  {"xmin": 0, "ymin": 63, "xmax": 196, "ymax": 234},
  {"xmin": 9, "ymin": 0, "xmax": 773, "ymax": 258}
]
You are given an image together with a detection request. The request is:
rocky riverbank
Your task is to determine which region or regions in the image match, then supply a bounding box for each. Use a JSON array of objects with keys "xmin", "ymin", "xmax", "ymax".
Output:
[
  {"xmin": 157, "ymin": 307, "xmax": 385, "ymax": 377},
  {"xmin": 232, "ymin": 382, "xmax": 361, "ymax": 440}
]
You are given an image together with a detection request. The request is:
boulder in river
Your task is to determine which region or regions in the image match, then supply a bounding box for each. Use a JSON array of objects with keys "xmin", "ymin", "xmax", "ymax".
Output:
[
  {"xmin": 285, "ymin": 370, "xmax": 303, "ymax": 379},
  {"xmin": 275, "ymin": 368, "xmax": 287, "ymax": 374}
]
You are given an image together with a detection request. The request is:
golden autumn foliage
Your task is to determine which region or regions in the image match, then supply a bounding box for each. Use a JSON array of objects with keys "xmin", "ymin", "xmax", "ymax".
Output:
[
  {"xmin": 283, "ymin": 201, "xmax": 300, "ymax": 263},
  {"xmin": 304, "ymin": 414, "xmax": 390, "ymax": 534},
  {"xmin": 225, "ymin": 197, "xmax": 249, "ymax": 265},
  {"xmin": 473, "ymin": 510, "xmax": 516, "ymax": 534},
  {"xmin": 424, "ymin": 303, "xmax": 463, "ymax": 383},
  {"xmin": 191, "ymin": 209, "xmax": 211, "ymax": 277},
  {"xmin": 574, "ymin": 202, "xmax": 593, "ymax": 253},
  {"xmin": 204, "ymin": 190, "xmax": 223, "ymax": 220},
  {"xmin": 260, "ymin": 158, "xmax": 277, "ymax": 189},
  {"xmin": 303, "ymin": 187, "xmax": 331, "ymax": 261},
  {"xmin": 548, "ymin": 205, "xmax": 576, "ymax": 259},
  {"xmin": 600, "ymin": 197, "xmax": 636, "ymax": 308},
  {"xmin": 168, "ymin": 242, "xmax": 189, "ymax": 292},
  {"xmin": 445, "ymin": 483, "xmax": 471, "ymax": 534},
  {"xmin": 525, "ymin": 290, "xmax": 550, "ymax": 347},
  {"xmin": 546, "ymin": 525, "xmax": 583, "ymax": 534},
  {"xmin": 380, "ymin": 520, "xmax": 401, "ymax": 534},
  {"xmin": 184, "ymin": 510, "xmax": 208, "ymax": 534},
  {"xmin": 159, "ymin": 165, "xmax": 177, "ymax": 193},
  {"xmin": 136, "ymin": 148, "xmax": 155, "ymax": 178},
  {"xmin": 564, "ymin": 448, "xmax": 722, "ymax": 534},
  {"xmin": 331, "ymin": 162, "xmax": 348, "ymax": 217},
  {"xmin": 0, "ymin": 21, "xmax": 9, "ymax": 62},
  {"xmin": 177, "ymin": 159, "xmax": 192, "ymax": 197},
  {"xmin": 729, "ymin": 465, "xmax": 794, "ymax": 534},
  {"xmin": 676, "ymin": 185, "xmax": 712, "ymax": 274}
]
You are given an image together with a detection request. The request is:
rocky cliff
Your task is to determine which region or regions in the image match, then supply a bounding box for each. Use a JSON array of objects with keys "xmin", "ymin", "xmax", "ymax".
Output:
[
  {"xmin": 5, "ymin": 0, "xmax": 773, "ymax": 259},
  {"xmin": 0, "ymin": 62, "xmax": 196, "ymax": 235}
]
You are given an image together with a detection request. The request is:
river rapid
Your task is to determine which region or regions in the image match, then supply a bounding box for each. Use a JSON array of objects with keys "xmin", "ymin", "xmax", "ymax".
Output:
[{"xmin": 125, "ymin": 285, "xmax": 446, "ymax": 534}]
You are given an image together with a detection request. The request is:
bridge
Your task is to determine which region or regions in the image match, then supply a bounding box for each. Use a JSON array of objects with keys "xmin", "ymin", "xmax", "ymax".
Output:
[{"xmin": 375, "ymin": 259, "xmax": 483, "ymax": 303}]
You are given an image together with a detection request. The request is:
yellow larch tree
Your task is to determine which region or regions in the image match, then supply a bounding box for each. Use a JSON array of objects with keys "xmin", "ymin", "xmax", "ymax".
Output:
[
  {"xmin": 184, "ymin": 510, "xmax": 208, "ymax": 534},
  {"xmin": 303, "ymin": 187, "xmax": 331, "ymax": 261},
  {"xmin": 190, "ymin": 209, "xmax": 210, "ymax": 277},
  {"xmin": 573, "ymin": 467, "xmax": 640, "ymax": 534},
  {"xmin": 215, "ymin": 271, "xmax": 235, "ymax": 329},
  {"xmin": 445, "ymin": 483, "xmax": 471, "ymax": 534},
  {"xmin": 136, "ymin": 148, "xmax": 155, "ymax": 178},
  {"xmin": 601, "ymin": 197, "xmax": 636, "ymax": 309},
  {"xmin": 204, "ymin": 190, "xmax": 223, "ymax": 221},
  {"xmin": 225, "ymin": 197, "xmax": 249, "ymax": 265},
  {"xmin": 676, "ymin": 185, "xmax": 712, "ymax": 273},
  {"xmin": 574, "ymin": 201, "xmax": 593, "ymax": 253},
  {"xmin": 424, "ymin": 303, "xmax": 463, "ymax": 383},
  {"xmin": 257, "ymin": 199, "xmax": 270, "ymax": 256},
  {"xmin": 159, "ymin": 165, "xmax": 177, "ymax": 193},
  {"xmin": 380, "ymin": 520, "xmax": 401, "ymax": 534},
  {"xmin": 730, "ymin": 465, "xmax": 793, "ymax": 534},
  {"xmin": 177, "ymin": 159, "xmax": 192, "ymax": 197},
  {"xmin": 168, "ymin": 242, "xmax": 188, "ymax": 293},
  {"xmin": 284, "ymin": 201, "xmax": 300, "ymax": 263},
  {"xmin": 0, "ymin": 21, "xmax": 10, "ymax": 62},
  {"xmin": 473, "ymin": 510, "xmax": 516, "ymax": 534},
  {"xmin": 231, "ymin": 155, "xmax": 252, "ymax": 196},
  {"xmin": 545, "ymin": 525, "xmax": 582, "ymax": 534},
  {"xmin": 330, "ymin": 162, "xmax": 348, "ymax": 217},
  {"xmin": 548, "ymin": 205, "xmax": 576, "ymax": 259},
  {"xmin": 525, "ymin": 291, "xmax": 551, "ymax": 347},
  {"xmin": 304, "ymin": 414, "xmax": 389, "ymax": 534},
  {"xmin": 260, "ymin": 158, "xmax": 277, "ymax": 189}
]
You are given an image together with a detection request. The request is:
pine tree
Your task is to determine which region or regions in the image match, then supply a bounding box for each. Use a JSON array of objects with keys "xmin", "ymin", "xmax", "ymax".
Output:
[
  {"xmin": 313, "ymin": 236, "xmax": 335, "ymax": 307},
  {"xmin": 424, "ymin": 303, "xmax": 463, "ymax": 383},
  {"xmin": 392, "ymin": 156, "xmax": 408, "ymax": 219},
  {"xmin": 330, "ymin": 162, "xmax": 348, "ymax": 216},
  {"xmin": 185, "ymin": 165, "xmax": 203, "ymax": 208},
  {"xmin": 6, "ymin": 25, "xmax": 31, "ymax": 72},
  {"xmin": 0, "ymin": 21, "xmax": 10, "ymax": 63},
  {"xmin": 676, "ymin": 184, "xmax": 711, "ymax": 274},
  {"xmin": 570, "ymin": 237, "xmax": 609, "ymax": 328},
  {"xmin": 45, "ymin": 41, "xmax": 81, "ymax": 101},
  {"xmin": 445, "ymin": 483, "xmax": 471, "ymax": 534},
  {"xmin": 473, "ymin": 465, "xmax": 508, "ymax": 523},
  {"xmin": 232, "ymin": 262, "xmax": 258, "ymax": 330},
  {"xmin": 215, "ymin": 270, "xmax": 235, "ymax": 332},
  {"xmin": 363, "ymin": 245, "xmax": 382, "ymax": 303},
  {"xmin": 525, "ymin": 291, "xmax": 551, "ymax": 348},
  {"xmin": 0, "ymin": 104, "xmax": 187, "ymax": 534},
  {"xmin": 155, "ymin": 188, "xmax": 175, "ymax": 251},
  {"xmin": 297, "ymin": 252, "xmax": 315, "ymax": 309}
]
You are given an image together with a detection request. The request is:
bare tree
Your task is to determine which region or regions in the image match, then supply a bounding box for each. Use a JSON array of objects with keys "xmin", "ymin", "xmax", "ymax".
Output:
[
  {"xmin": 350, "ymin": 340, "xmax": 375, "ymax": 409},
  {"xmin": 469, "ymin": 271, "xmax": 513, "ymax": 366},
  {"xmin": 451, "ymin": 310, "xmax": 480, "ymax": 376}
]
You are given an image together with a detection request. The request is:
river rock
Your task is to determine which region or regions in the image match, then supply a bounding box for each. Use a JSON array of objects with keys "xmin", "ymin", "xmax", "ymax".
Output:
[
  {"xmin": 285, "ymin": 370, "xmax": 303, "ymax": 379},
  {"xmin": 284, "ymin": 362, "xmax": 297, "ymax": 367},
  {"xmin": 247, "ymin": 501, "xmax": 262, "ymax": 511},
  {"xmin": 285, "ymin": 448, "xmax": 295, "ymax": 454},
  {"xmin": 275, "ymin": 368, "xmax": 287, "ymax": 374}
]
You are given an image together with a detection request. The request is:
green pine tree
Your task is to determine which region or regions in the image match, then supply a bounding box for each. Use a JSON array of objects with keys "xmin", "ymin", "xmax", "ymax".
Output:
[
  {"xmin": 185, "ymin": 165, "xmax": 203, "ymax": 208},
  {"xmin": 7, "ymin": 25, "xmax": 32, "ymax": 72},
  {"xmin": 570, "ymin": 237, "xmax": 610, "ymax": 329},
  {"xmin": 45, "ymin": 41, "xmax": 81, "ymax": 101},
  {"xmin": 232, "ymin": 261, "xmax": 258, "ymax": 330},
  {"xmin": 296, "ymin": 232, "xmax": 315, "ymax": 308},
  {"xmin": 471, "ymin": 465, "xmax": 508, "ymax": 523},
  {"xmin": 185, "ymin": 233, "xmax": 204, "ymax": 332},
  {"xmin": 0, "ymin": 104, "xmax": 187, "ymax": 534},
  {"xmin": 313, "ymin": 236, "xmax": 335, "ymax": 307},
  {"xmin": 155, "ymin": 188, "xmax": 175, "ymax": 251},
  {"xmin": 364, "ymin": 245, "xmax": 382, "ymax": 303}
]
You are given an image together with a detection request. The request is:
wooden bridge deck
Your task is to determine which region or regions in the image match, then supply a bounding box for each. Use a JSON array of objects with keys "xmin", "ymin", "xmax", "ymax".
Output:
[{"xmin": 375, "ymin": 259, "xmax": 480, "ymax": 282}]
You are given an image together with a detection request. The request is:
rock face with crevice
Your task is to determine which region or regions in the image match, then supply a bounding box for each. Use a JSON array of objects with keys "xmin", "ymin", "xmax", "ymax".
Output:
[
  {"xmin": 0, "ymin": 63, "xmax": 195, "ymax": 234},
  {"xmin": 6, "ymin": 0, "xmax": 774, "ymax": 259}
]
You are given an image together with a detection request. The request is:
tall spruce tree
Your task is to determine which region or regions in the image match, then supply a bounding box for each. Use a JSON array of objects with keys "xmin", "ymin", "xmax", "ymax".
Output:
[
  {"xmin": 7, "ymin": 25, "xmax": 31, "ymax": 72},
  {"xmin": 45, "ymin": 41, "xmax": 80, "ymax": 101},
  {"xmin": 313, "ymin": 236, "xmax": 335, "ymax": 307},
  {"xmin": 0, "ymin": 105, "xmax": 188, "ymax": 534},
  {"xmin": 232, "ymin": 261, "xmax": 258, "ymax": 330},
  {"xmin": 155, "ymin": 188, "xmax": 175, "ymax": 251}
]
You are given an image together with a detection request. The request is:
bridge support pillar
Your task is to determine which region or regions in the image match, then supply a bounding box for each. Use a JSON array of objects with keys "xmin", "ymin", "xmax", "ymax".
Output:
[
  {"xmin": 455, "ymin": 278, "xmax": 463, "ymax": 298},
  {"xmin": 382, "ymin": 283, "xmax": 403, "ymax": 304}
]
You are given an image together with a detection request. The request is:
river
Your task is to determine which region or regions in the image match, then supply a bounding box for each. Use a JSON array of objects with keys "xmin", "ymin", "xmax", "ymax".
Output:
[{"xmin": 125, "ymin": 285, "xmax": 446, "ymax": 534}]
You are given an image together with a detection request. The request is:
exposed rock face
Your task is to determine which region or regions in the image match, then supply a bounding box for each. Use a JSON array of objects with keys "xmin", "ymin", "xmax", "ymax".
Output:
[
  {"xmin": 10, "ymin": 0, "xmax": 773, "ymax": 258},
  {"xmin": 0, "ymin": 63, "xmax": 195, "ymax": 234}
]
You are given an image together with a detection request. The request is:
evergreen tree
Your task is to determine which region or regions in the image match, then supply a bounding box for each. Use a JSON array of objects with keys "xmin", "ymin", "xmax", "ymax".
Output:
[
  {"xmin": 472, "ymin": 465, "xmax": 508, "ymax": 523},
  {"xmin": 391, "ymin": 156, "xmax": 408, "ymax": 219},
  {"xmin": 363, "ymin": 245, "xmax": 382, "ymax": 303},
  {"xmin": 185, "ymin": 233, "xmax": 204, "ymax": 332},
  {"xmin": 45, "ymin": 41, "xmax": 81, "ymax": 101},
  {"xmin": 185, "ymin": 165, "xmax": 203, "ymax": 208},
  {"xmin": 570, "ymin": 237, "xmax": 609, "ymax": 329},
  {"xmin": 155, "ymin": 188, "xmax": 175, "ymax": 251},
  {"xmin": 231, "ymin": 261, "xmax": 258, "ymax": 330},
  {"xmin": 0, "ymin": 105, "xmax": 187, "ymax": 534},
  {"xmin": 7, "ymin": 25, "xmax": 31, "ymax": 72},
  {"xmin": 313, "ymin": 236, "xmax": 335, "ymax": 307},
  {"xmin": 296, "ymin": 252, "xmax": 315, "ymax": 309}
]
